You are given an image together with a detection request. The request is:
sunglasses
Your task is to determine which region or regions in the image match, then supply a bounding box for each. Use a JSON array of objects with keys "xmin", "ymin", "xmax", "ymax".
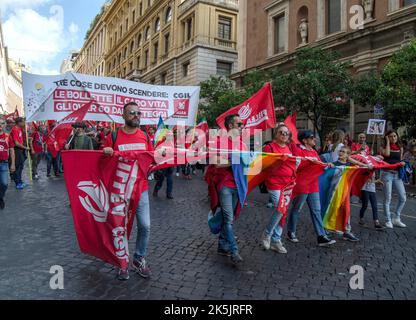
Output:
[
  {"xmin": 278, "ymin": 131, "xmax": 289, "ymax": 136},
  {"xmin": 128, "ymin": 111, "xmax": 142, "ymax": 117}
]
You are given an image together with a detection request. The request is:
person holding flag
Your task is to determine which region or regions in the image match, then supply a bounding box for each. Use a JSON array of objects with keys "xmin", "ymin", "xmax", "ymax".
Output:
[
  {"xmin": 261, "ymin": 124, "xmax": 297, "ymax": 254},
  {"xmin": 29, "ymin": 124, "xmax": 46, "ymax": 179},
  {"xmin": 103, "ymin": 101, "xmax": 154, "ymax": 281},
  {"xmin": 0, "ymin": 117, "xmax": 16, "ymax": 209},
  {"xmin": 64, "ymin": 122, "xmax": 94, "ymax": 150},
  {"xmin": 286, "ymin": 130, "xmax": 336, "ymax": 246},
  {"xmin": 10, "ymin": 117, "xmax": 29, "ymax": 189}
]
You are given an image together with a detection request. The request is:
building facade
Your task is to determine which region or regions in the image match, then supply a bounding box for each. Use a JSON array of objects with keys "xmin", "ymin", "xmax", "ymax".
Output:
[
  {"xmin": 73, "ymin": 0, "xmax": 239, "ymax": 87},
  {"xmin": 60, "ymin": 50, "xmax": 80, "ymax": 74},
  {"xmin": 0, "ymin": 20, "xmax": 23, "ymax": 115},
  {"xmin": 235, "ymin": 0, "xmax": 416, "ymax": 137}
]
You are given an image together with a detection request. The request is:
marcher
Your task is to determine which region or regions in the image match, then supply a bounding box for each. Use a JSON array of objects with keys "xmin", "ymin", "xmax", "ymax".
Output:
[
  {"xmin": 380, "ymin": 130, "xmax": 407, "ymax": 228},
  {"xmin": 351, "ymin": 133, "xmax": 371, "ymax": 156},
  {"xmin": 287, "ymin": 130, "xmax": 336, "ymax": 246},
  {"xmin": 10, "ymin": 117, "xmax": 29, "ymax": 189},
  {"xmin": 45, "ymin": 127, "xmax": 60, "ymax": 178},
  {"xmin": 30, "ymin": 124, "xmax": 46, "ymax": 179},
  {"xmin": 65, "ymin": 122, "xmax": 94, "ymax": 150},
  {"xmin": 261, "ymin": 124, "xmax": 296, "ymax": 254},
  {"xmin": 153, "ymin": 131, "xmax": 175, "ymax": 199},
  {"xmin": 103, "ymin": 102, "xmax": 154, "ymax": 280},
  {"xmin": 0, "ymin": 118, "xmax": 16, "ymax": 209},
  {"xmin": 359, "ymin": 170, "xmax": 385, "ymax": 230}
]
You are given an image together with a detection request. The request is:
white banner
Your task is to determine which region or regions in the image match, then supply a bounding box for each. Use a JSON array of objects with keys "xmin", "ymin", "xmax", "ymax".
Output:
[{"xmin": 23, "ymin": 72, "xmax": 200, "ymax": 125}]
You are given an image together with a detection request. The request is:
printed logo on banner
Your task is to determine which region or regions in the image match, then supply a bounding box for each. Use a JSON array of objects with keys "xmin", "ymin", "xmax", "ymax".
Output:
[
  {"xmin": 173, "ymin": 99, "xmax": 190, "ymax": 117},
  {"xmin": 238, "ymin": 104, "xmax": 252, "ymax": 120},
  {"xmin": 77, "ymin": 181, "xmax": 109, "ymax": 222}
]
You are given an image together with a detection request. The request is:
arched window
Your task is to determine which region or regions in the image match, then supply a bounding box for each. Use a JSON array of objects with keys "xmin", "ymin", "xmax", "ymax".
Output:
[
  {"xmin": 137, "ymin": 33, "xmax": 142, "ymax": 47},
  {"xmin": 155, "ymin": 17, "xmax": 161, "ymax": 32},
  {"xmin": 165, "ymin": 7, "xmax": 172, "ymax": 23},
  {"xmin": 145, "ymin": 26, "xmax": 150, "ymax": 40}
]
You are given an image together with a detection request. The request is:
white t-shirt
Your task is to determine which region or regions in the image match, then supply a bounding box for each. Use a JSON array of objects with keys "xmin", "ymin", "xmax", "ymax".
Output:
[{"xmin": 329, "ymin": 143, "xmax": 345, "ymax": 162}]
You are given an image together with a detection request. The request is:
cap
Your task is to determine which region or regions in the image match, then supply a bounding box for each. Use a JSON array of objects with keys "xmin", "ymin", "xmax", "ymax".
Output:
[
  {"xmin": 72, "ymin": 122, "xmax": 87, "ymax": 129},
  {"xmin": 298, "ymin": 130, "xmax": 315, "ymax": 142}
]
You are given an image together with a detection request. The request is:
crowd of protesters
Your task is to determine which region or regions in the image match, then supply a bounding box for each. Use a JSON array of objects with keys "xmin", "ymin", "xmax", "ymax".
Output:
[{"xmin": 0, "ymin": 107, "xmax": 413, "ymax": 282}]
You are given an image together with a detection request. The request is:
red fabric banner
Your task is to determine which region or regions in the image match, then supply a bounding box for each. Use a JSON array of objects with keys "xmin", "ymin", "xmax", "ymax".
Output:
[
  {"xmin": 284, "ymin": 113, "xmax": 300, "ymax": 145},
  {"xmin": 62, "ymin": 150, "xmax": 154, "ymax": 269},
  {"xmin": 216, "ymin": 83, "xmax": 276, "ymax": 135}
]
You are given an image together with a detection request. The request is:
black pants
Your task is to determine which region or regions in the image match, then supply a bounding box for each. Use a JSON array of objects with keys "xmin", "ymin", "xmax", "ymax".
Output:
[
  {"xmin": 12, "ymin": 148, "xmax": 26, "ymax": 185},
  {"xmin": 360, "ymin": 191, "xmax": 378, "ymax": 220}
]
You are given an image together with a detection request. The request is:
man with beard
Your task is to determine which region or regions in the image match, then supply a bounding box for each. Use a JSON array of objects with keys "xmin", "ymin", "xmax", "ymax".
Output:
[{"xmin": 103, "ymin": 102, "xmax": 154, "ymax": 281}]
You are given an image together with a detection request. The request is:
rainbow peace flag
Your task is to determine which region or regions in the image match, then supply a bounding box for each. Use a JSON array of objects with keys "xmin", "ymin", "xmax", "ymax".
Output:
[
  {"xmin": 154, "ymin": 116, "xmax": 169, "ymax": 147},
  {"xmin": 319, "ymin": 166, "xmax": 366, "ymax": 231},
  {"xmin": 232, "ymin": 152, "xmax": 290, "ymax": 207}
]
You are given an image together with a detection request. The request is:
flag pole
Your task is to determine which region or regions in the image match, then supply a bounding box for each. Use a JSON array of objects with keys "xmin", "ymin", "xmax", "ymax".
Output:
[{"xmin": 24, "ymin": 120, "xmax": 33, "ymax": 182}]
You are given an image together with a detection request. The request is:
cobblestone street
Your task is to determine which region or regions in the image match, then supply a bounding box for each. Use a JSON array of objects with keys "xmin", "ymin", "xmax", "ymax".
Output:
[{"xmin": 0, "ymin": 165, "xmax": 415, "ymax": 300}]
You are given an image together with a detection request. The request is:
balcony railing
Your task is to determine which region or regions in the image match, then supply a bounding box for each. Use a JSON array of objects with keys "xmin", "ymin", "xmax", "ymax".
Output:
[
  {"xmin": 125, "ymin": 68, "xmax": 142, "ymax": 80},
  {"xmin": 179, "ymin": 0, "xmax": 238, "ymax": 15},
  {"xmin": 215, "ymin": 38, "xmax": 237, "ymax": 50}
]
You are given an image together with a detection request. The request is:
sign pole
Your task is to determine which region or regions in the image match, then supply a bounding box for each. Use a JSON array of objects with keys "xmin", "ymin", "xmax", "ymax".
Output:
[{"xmin": 25, "ymin": 121, "xmax": 33, "ymax": 182}]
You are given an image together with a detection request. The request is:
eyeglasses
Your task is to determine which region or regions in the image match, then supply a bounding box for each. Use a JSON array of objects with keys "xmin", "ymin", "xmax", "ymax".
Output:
[
  {"xmin": 278, "ymin": 131, "xmax": 289, "ymax": 136},
  {"xmin": 339, "ymin": 150, "xmax": 347, "ymax": 153},
  {"xmin": 128, "ymin": 110, "xmax": 142, "ymax": 117},
  {"xmin": 307, "ymin": 136, "xmax": 315, "ymax": 139}
]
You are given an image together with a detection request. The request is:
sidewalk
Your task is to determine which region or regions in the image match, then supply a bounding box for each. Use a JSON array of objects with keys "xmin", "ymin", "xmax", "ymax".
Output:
[{"xmin": 405, "ymin": 184, "xmax": 416, "ymax": 198}]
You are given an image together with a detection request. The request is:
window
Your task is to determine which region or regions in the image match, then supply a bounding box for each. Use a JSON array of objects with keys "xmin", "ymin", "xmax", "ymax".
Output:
[
  {"xmin": 129, "ymin": 62, "xmax": 133, "ymax": 71},
  {"xmin": 216, "ymin": 61, "xmax": 232, "ymax": 77},
  {"xmin": 147, "ymin": 0, "xmax": 151, "ymax": 9},
  {"xmin": 124, "ymin": 47, "xmax": 128, "ymax": 59},
  {"xmin": 218, "ymin": 16, "xmax": 232, "ymax": 40},
  {"xmin": 137, "ymin": 33, "xmax": 142, "ymax": 47},
  {"xmin": 145, "ymin": 26, "xmax": 150, "ymax": 40},
  {"xmin": 160, "ymin": 72, "xmax": 167, "ymax": 85},
  {"xmin": 144, "ymin": 49, "xmax": 149, "ymax": 66},
  {"xmin": 123, "ymin": 67, "xmax": 126, "ymax": 77},
  {"xmin": 126, "ymin": 18, "xmax": 129, "ymax": 31},
  {"xmin": 274, "ymin": 14, "xmax": 285, "ymax": 54},
  {"xmin": 165, "ymin": 7, "xmax": 172, "ymax": 23},
  {"xmin": 186, "ymin": 18, "xmax": 193, "ymax": 41},
  {"xmin": 139, "ymin": 2, "xmax": 143, "ymax": 16},
  {"xmin": 183, "ymin": 61, "xmax": 190, "ymax": 77},
  {"xmin": 403, "ymin": 0, "xmax": 416, "ymax": 6},
  {"xmin": 164, "ymin": 33, "xmax": 170, "ymax": 54},
  {"xmin": 113, "ymin": 57, "xmax": 116, "ymax": 68},
  {"xmin": 115, "ymin": 32, "xmax": 117, "ymax": 43},
  {"xmin": 108, "ymin": 62, "xmax": 112, "ymax": 71},
  {"xmin": 130, "ymin": 41, "xmax": 135, "ymax": 53},
  {"xmin": 150, "ymin": 78, "xmax": 155, "ymax": 84},
  {"xmin": 110, "ymin": 37, "xmax": 113, "ymax": 48},
  {"xmin": 120, "ymin": 25, "xmax": 123, "ymax": 38},
  {"xmin": 132, "ymin": 10, "xmax": 136, "ymax": 23},
  {"xmin": 137, "ymin": 56, "xmax": 141, "ymax": 69},
  {"xmin": 155, "ymin": 18, "xmax": 161, "ymax": 32},
  {"xmin": 118, "ymin": 53, "xmax": 121, "ymax": 65},
  {"xmin": 153, "ymin": 42, "xmax": 159, "ymax": 62},
  {"xmin": 327, "ymin": 0, "xmax": 341, "ymax": 34}
]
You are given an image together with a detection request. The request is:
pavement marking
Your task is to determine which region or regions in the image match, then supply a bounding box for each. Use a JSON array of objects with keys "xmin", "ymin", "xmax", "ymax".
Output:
[{"xmin": 350, "ymin": 203, "xmax": 416, "ymax": 219}]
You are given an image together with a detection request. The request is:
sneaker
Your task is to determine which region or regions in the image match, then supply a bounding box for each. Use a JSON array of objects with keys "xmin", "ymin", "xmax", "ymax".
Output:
[
  {"xmin": 16, "ymin": 183, "xmax": 24, "ymax": 190},
  {"xmin": 230, "ymin": 253, "xmax": 243, "ymax": 265},
  {"xmin": 270, "ymin": 240, "xmax": 287, "ymax": 254},
  {"xmin": 166, "ymin": 194, "xmax": 174, "ymax": 200},
  {"xmin": 21, "ymin": 182, "xmax": 28, "ymax": 188},
  {"xmin": 132, "ymin": 257, "xmax": 151, "ymax": 278},
  {"xmin": 261, "ymin": 233, "xmax": 271, "ymax": 250},
  {"xmin": 343, "ymin": 232, "xmax": 359, "ymax": 242},
  {"xmin": 117, "ymin": 268, "xmax": 130, "ymax": 281},
  {"xmin": 217, "ymin": 249, "xmax": 231, "ymax": 257},
  {"xmin": 392, "ymin": 218, "xmax": 406, "ymax": 228},
  {"xmin": 266, "ymin": 202, "xmax": 273, "ymax": 208},
  {"xmin": 385, "ymin": 221, "xmax": 393, "ymax": 229},
  {"xmin": 34, "ymin": 174, "xmax": 39, "ymax": 180},
  {"xmin": 175, "ymin": 172, "xmax": 180, "ymax": 177},
  {"xmin": 317, "ymin": 235, "xmax": 336, "ymax": 247},
  {"xmin": 358, "ymin": 218, "xmax": 366, "ymax": 226},
  {"xmin": 374, "ymin": 221, "xmax": 385, "ymax": 231},
  {"xmin": 287, "ymin": 232, "xmax": 299, "ymax": 243},
  {"xmin": 0, "ymin": 198, "xmax": 4, "ymax": 210}
]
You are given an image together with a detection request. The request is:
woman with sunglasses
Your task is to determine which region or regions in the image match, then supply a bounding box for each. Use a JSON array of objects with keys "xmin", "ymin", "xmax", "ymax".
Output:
[
  {"xmin": 261, "ymin": 124, "xmax": 297, "ymax": 254},
  {"xmin": 380, "ymin": 130, "xmax": 407, "ymax": 228}
]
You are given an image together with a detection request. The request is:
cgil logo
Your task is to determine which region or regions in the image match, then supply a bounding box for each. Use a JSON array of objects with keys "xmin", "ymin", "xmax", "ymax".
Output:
[
  {"xmin": 78, "ymin": 181, "xmax": 109, "ymax": 222},
  {"xmin": 238, "ymin": 104, "xmax": 252, "ymax": 120}
]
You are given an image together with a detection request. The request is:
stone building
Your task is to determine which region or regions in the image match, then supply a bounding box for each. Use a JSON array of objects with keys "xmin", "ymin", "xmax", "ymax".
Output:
[
  {"xmin": 235, "ymin": 0, "xmax": 416, "ymax": 138},
  {"xmin": 73, "ymin": 0, "xmax": 239, "ymax": 87}
]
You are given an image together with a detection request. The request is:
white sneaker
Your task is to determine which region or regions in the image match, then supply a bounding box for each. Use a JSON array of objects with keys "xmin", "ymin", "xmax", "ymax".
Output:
[
  {"xmin": 392, "ymin": 218, "xmax": 406, "ymax": 228},
  {"xmin": 261, "ymin": 233, "xmax": 271, "ymax": 250},
  {"xmin": 175, "ymin": 173, "xmax": 180, "ymax": 177},
  {"xmin": 385, "ymin": 221, "xmax": 393, "ymax": 229},
  {"xmin": 270, "ymin": 240, "xmax": 287, "ymax": 254}
]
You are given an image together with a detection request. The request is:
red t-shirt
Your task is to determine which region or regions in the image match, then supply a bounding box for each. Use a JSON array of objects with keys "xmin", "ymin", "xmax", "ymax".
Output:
[
  {"xmin": 10, "ymin": 126, "xmax": 24, "ymax": 147},
  {"xmin": 214, "ymin": 136, "xmax": 247, "ymax": 189},
  {"xmin": 263, "ymin": 142, "xmax": 296, "ymax": 190},
  {"xmin": 105, "ymin": 128, "xmax": 154, "ymax": 191},
  {"xmin": 351, "ymin": 143, "xmax": 370, "ymax": 156},
  {"xmin": 31, "ymin": 132, "xmax": 45, "ymax": 154},
  {"xmin": 0, "ymin": 132, "xmax": 11, "ymax": 161},
  {"xmin": 290, "ymin": 144, "xmax": 320, "ymax": 194}
]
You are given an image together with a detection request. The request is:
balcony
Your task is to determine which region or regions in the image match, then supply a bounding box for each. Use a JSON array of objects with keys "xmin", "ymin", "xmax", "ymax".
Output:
[
  {"xmin": 215, "ymin": 38, "xmax": 237, "ymax": 50},
  {"xmin": 179, "ymin": 0, "xmax": 238, "ymax": 15},
  {"xmin": 125, "ymin": 68, "xmax": 142, "ymax": 81}
]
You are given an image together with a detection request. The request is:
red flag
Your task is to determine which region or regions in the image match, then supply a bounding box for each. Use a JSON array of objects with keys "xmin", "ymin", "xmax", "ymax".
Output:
[
  {"xmin": 4, "ymin": 109, "xmax": 19, "ymax": 122},
  {"xmin": 216, "ymin": 83, "xmax": 276, "ymax": 135},
  {"xmin": 284, "ymin": 113, "xmax": 300, "ymax": 145},
  {"xmin": 62, "ymin": 150, "xmax": 154, "ymax": 269},
  {"xmin": 51, "ymin": 101, "xmax": 92, "ymax": 149}
]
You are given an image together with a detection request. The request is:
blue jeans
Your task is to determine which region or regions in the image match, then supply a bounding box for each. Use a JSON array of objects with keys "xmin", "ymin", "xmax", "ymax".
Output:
[
  {"xmin": 287, "ymin": 192, "xmax": 326, "ymax": 237},
  {"xmin": 46, "ymin": 152, "xmax": 58, "ymax": 175},
  {"xmin": 264, "ymin": 189, "xmax": 284, "ymax": 243},
  {"xmin": 155, "ymin": 167, "xmax": 173, "ymax": 196},
  {"xmin": 134, "ymin": 190, "xmax": 150, "ymax": 260},
  {"xmin": 218, "ymin": 186, "xmax": 239, "ymax": 255},
  {"xmin": 0, "ymin": 162, "xmax": 9, "ymax": 199},
  {"xmin": 381, "ymin": 170, "xmax": 407, "ymax": 221}
]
